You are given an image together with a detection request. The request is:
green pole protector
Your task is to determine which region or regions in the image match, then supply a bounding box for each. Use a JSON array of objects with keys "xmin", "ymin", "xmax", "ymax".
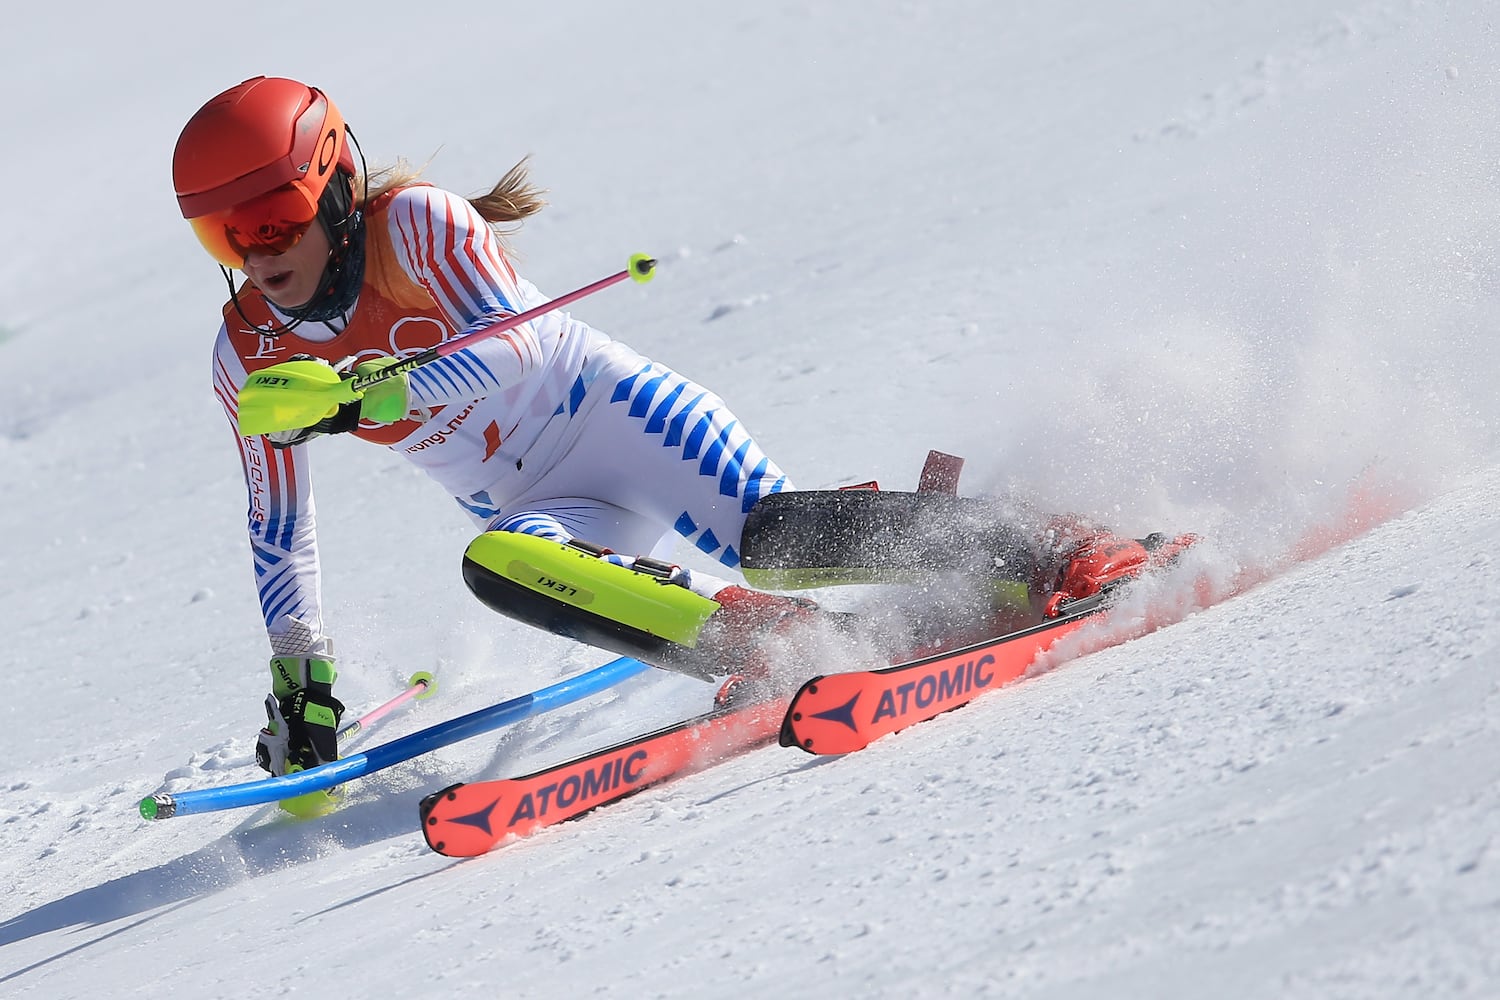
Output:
[{"xmin": 237, "ymin": 359, "xmax": 360, "ymax": 437}]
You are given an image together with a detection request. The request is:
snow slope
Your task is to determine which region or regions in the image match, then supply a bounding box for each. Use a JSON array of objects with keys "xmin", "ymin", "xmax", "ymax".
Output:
[{"xmin": 3, "ymin": 1, "xmax": 1498, "ymax": 996}]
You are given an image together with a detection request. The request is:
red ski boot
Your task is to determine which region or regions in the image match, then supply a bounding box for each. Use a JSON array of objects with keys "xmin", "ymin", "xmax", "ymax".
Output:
[
  {"xmin": 1042, "ymin": 530, "xmax": 1198, "ymax": 618},
  {"xmin": 705, "ymin": 586, "xmax": 821, "ymax": 708}
]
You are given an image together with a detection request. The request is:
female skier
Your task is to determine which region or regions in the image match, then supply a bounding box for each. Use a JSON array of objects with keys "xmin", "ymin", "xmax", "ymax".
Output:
[
  {"xmin": 172, "ymin": 76, "xmax": 1181, "ymax": 777},
  {"xmin": 172, "ymin": 76, "xmax": 827, "ymax": 776}
]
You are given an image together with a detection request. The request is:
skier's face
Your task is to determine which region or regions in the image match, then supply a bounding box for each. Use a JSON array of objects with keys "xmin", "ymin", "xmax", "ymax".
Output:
[{"xmin": 241, "ymin": 223, "xmax": 333, "ymax": 310}]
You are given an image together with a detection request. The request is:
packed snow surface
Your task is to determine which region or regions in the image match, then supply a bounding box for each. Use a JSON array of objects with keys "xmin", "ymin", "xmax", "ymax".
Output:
[{"xmin": 3, "ymin": 1, "xmax": 1498, "ymax": 996}]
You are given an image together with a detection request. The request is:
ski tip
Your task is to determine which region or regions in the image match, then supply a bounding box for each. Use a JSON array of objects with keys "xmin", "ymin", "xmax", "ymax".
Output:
[
  {"xmin": 628, "ymin": 253, "xmax": 657, "ymax": 284},
  {"xmin": 409, "ymin": 670, "xmax": 439, "ymax": 699}
]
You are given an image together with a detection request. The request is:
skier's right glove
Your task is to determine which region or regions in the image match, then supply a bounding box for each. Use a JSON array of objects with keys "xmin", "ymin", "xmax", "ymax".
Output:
[
  {"xmin": 255, "ymin": 654, "xmax": 345, "ymax": 775},
  {"xmin": 262, "ymin": 355, "xmax": 413, "ymax": 448}
]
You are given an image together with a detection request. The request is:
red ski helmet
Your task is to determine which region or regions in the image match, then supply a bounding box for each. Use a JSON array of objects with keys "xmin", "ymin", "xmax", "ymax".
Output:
[{"xmin": 173, "ymin": 76, "xmax": 356, "ymax": 268}]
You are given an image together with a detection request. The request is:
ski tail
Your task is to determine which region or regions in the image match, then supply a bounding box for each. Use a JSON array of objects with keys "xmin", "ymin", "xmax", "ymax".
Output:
[{"xmin": 419, "ymin": 697, "xmax": 786, "ymax": 857}]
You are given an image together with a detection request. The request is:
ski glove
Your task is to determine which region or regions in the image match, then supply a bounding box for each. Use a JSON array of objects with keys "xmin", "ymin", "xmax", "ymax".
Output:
[
  {"xmin": 255, "ymin": 654, "xmax": 345, "ymax": 775},
  {"xmin": 260, "ymin": 355, "xmax": 413, "ymax": 448},
  {"xmin": 349, "ymin": 356, "xmax": 410, "ymax": 424}
]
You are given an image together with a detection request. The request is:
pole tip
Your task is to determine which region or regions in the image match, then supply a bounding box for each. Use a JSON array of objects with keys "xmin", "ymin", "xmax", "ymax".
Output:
[{"xmin": 628, "ymin": 253, "xmax": 657, "ymax": 284}]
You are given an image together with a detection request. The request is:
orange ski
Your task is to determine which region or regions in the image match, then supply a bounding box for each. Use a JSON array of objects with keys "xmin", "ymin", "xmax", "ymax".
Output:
[
  {"xmin": 779, "ymin": 595, "xmax": 1108, "ymax": 755},
  {"xmin": 420, "ymin": 697, "xmax": 785, "ymax": 857}
]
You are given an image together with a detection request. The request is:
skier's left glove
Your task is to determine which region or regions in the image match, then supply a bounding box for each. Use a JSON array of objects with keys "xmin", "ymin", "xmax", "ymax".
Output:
[
  {"xmin": 347, "ymin": 356, "xmax": 410, "ymax": 423},
  {"xmin": 255, "ymin": 654, "xmax": 345, "ymax": 775}
]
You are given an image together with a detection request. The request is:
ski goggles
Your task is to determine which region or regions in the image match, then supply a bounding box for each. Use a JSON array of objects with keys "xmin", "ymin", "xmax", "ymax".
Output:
[{"xmin": 187, "ymin": 179, "xmax": 321, "ymax": 269}]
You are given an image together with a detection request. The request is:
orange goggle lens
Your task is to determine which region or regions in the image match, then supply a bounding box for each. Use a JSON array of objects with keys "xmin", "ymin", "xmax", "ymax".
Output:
[{"xmin": 187, "ymin": 181, "xmax": 321, "ymax": 269}]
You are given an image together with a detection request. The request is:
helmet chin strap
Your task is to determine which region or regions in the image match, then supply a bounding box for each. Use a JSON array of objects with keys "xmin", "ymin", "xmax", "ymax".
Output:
[{"xmin": 222, "ymin": 256, "xmax": 337, "ymax": 339}]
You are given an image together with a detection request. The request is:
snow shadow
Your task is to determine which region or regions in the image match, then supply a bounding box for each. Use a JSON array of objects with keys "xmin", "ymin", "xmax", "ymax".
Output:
[{"xmin": 0, "ymin": 783, "xmax": 440, "ymax": 973}]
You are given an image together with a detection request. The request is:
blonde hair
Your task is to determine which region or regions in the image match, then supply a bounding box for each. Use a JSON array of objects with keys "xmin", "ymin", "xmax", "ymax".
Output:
[{"xmin": 359, "ymin": 156, "xmax": 547, "ymax": 246}]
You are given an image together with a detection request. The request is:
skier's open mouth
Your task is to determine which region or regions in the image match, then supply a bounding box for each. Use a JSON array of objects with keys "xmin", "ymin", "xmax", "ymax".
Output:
[{"xmin": 260, "ymin": 270, "xmax": 293, "ymax": 290}]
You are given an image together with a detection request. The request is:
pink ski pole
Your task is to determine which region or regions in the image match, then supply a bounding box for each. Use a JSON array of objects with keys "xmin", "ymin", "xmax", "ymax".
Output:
[
  {"xmin": 349, "ymin": 254, "xmax": 657, "ymax": 393},
  {"xmin": 337, "ymin": 671, "xmax": 437, "ymax": 747}
]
